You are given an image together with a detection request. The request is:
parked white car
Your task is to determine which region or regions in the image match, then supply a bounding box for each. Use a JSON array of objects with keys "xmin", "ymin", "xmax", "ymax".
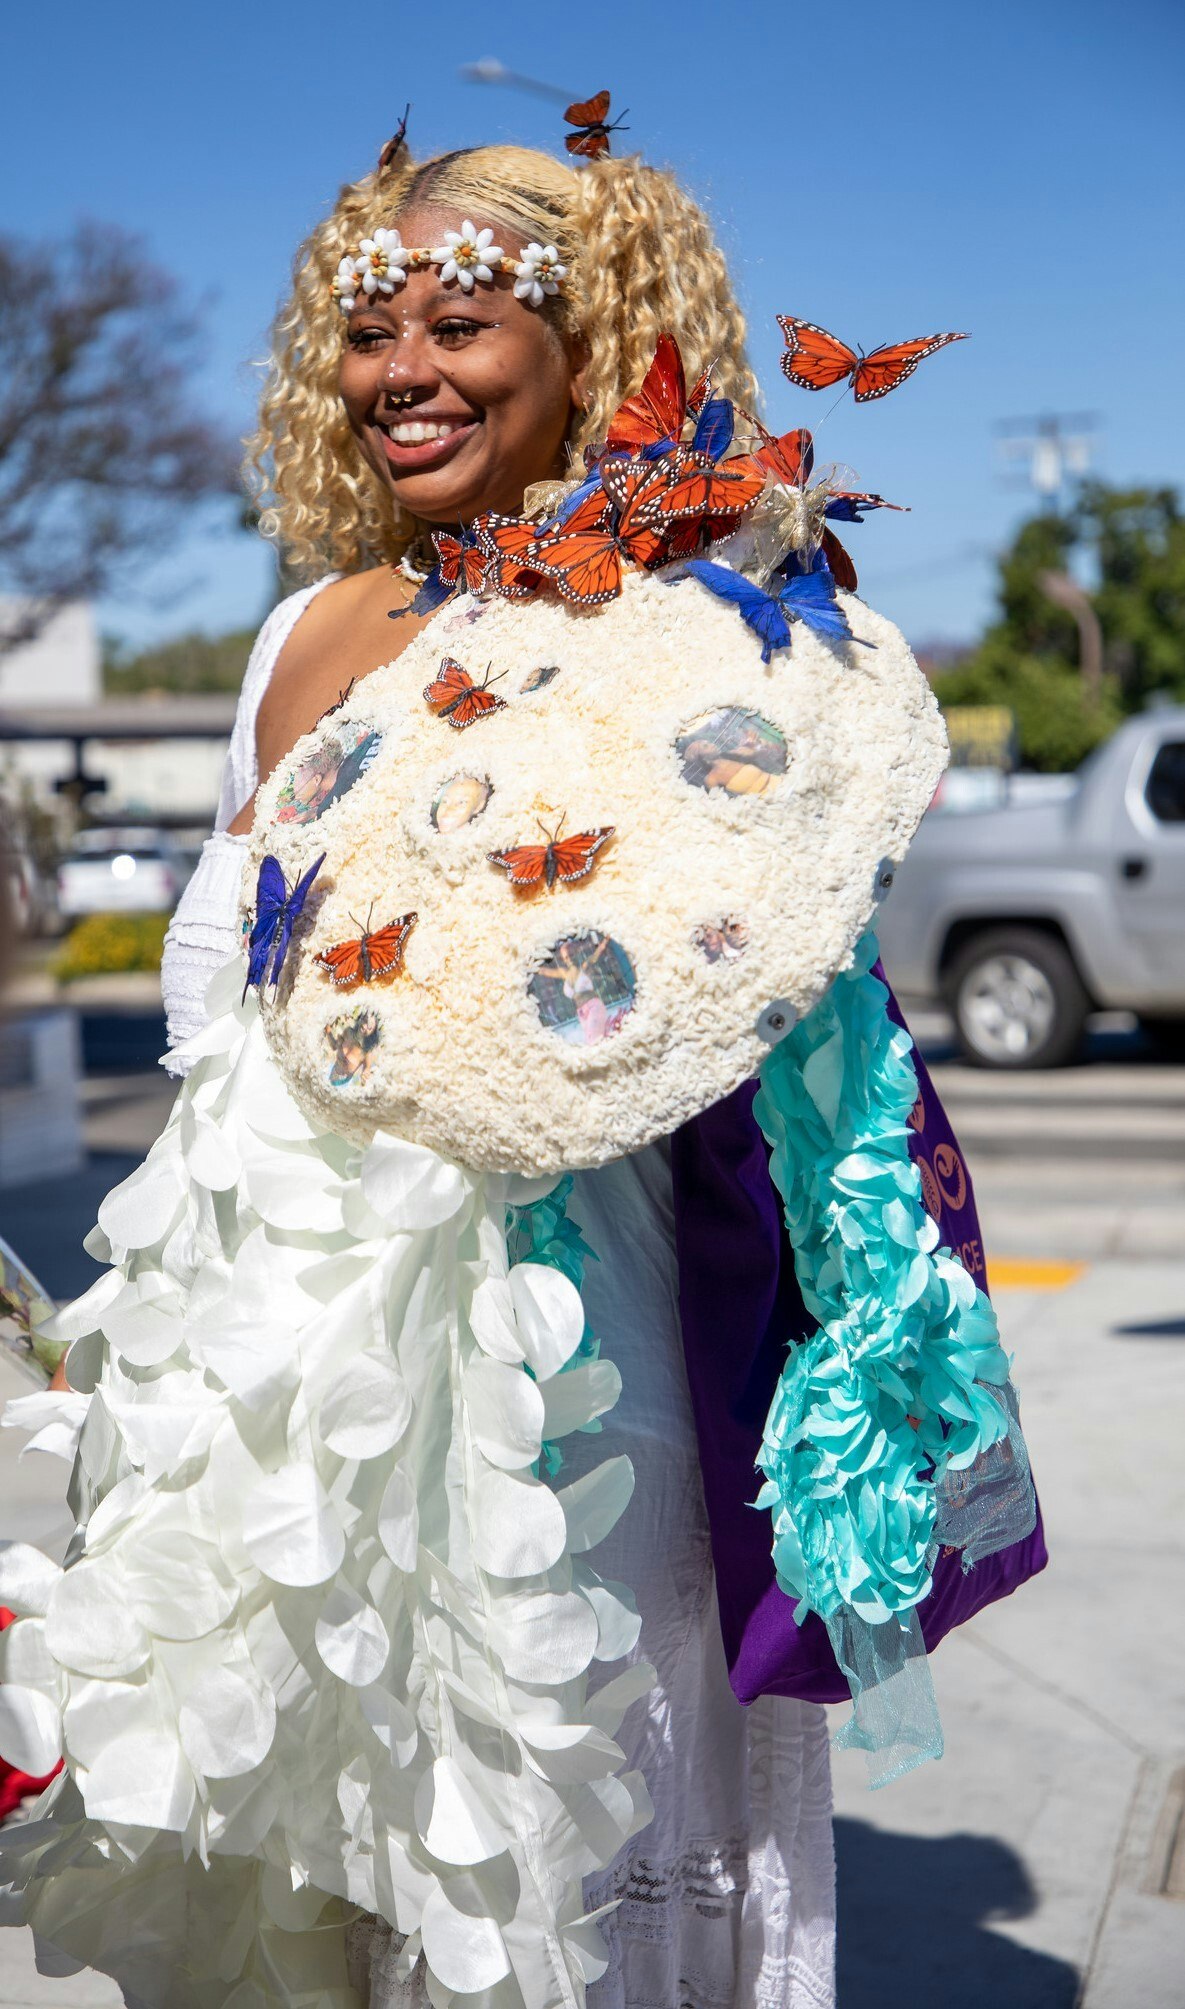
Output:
[{"xmin": 56, "ymin": 828, "xmax": 184, "ymax": 919}]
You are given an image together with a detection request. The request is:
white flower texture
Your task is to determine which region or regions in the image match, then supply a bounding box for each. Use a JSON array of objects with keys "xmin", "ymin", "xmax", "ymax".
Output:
[
  {"xmin": 432, "ymin": 220, "xmax": 503, "ymax": 293},
  {"xmin": 513, "ymin": 242, "xmax": 567, "ymax": 308},
  {"xmin": 331, "ymin": 254, "xmax": 360, "ymax": 316},
  {"xmin": 0, "ymin": 963, "xmax": 652, "ymax": 2005},
  {"xmin": 357, "ymin": 226, "xmax": 410, "ymax": 297}
]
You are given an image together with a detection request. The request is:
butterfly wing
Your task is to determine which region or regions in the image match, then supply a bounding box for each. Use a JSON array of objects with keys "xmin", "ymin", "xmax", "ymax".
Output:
[
  {"xmin": 642, "ymin": 458, "xmax": 765, "ymax": 526},
  {"xmin": 244, "ymin": 855, "xmax": 287, "ymax": 997},
  {"xmin": 528, "ymin": 491, "xmax": 624, "ymax": 604},
  {"xmin": 364, "ymin": 915, "xmax": 417, "ymax": 978},
  {"xmin": 732, "ymin": 415, "xmax": 815, "ymax": 488},
  {"xmin": 777, "ymin": 317, "xmax": 860, "ymax": 393},
  {"xmin": 687, "ymin": 366, "xmax": 714, "ymax": 418},
  {"xmin": 316, "ymin": 938, "xmax": 367, "ymax": 988},
  {"xmin": 565, "ymin": 129, "xmax": 611, "ymax": 158},
  {"xmin": 565, "ymin": 90, "xmax": 612, "ymax": 127},
  {"xmin": 488, "ymin": 843, "xmax": 549, "ymax": 888},
  {"xmin": 548, "ymin": 828, "xmax": 615, "ymax": 883},
  {"xmin": 851, "ymin": 331, "xmax": 967, "ymax": 402},
  {"xmin": 447, "ymin": 686, "xmax": 505, "ymax": 729},
  {"xmin": 822, "ymin": 527, "xmax": 858, "ymax": 592},
  {"xmin": 434, "ymin": 533, "xmax": 463, "ymax": 587},
  {"xmin": 690, "ymin": 397, "xmax": 735, "ymax": 462},
  {"xmin": 681, "ymin": 559, "xmax": 792, "ymax": 663},
  {"xmin": 460, "ymin": 544, "xmax": 489, "ymax": 592},
  {"xmin": 605, "ymin": 334, "xmax": 687, "ymax": 453},
  {"xmin": 269, "ymin": 851, "xmax": 326, "ymax": 986},
  {"xmin": 780, "ymin": 567, "xmax": 854, "ymax": 642},
  {"xmin": 423, "ymin": 657, "xmax": 475, "ymax": 713}
]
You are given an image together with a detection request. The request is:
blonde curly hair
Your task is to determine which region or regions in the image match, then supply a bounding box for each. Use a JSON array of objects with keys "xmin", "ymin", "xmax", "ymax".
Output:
[{"xmin": 247, "ymin": 144, "xmax": 760, "ymax": 582}]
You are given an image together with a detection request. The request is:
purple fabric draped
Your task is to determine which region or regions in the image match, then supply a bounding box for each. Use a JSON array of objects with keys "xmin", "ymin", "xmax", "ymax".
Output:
[{"xmin": 669, "ymin": 967, "xmax": 1048, "ymax": 1707}]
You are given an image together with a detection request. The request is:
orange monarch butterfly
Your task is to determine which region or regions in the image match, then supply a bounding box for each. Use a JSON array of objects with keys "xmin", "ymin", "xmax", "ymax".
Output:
[
  {"xmin": 563, "ymin": 89, "xmax": 629, "ymax": 159},
  {"xmin": 423, "ymin": 657, "xmax": 506, "ymax": 729},
  {"xmin": 603, "ymin": 332, "xmax": 711, "ymax": 454},
  {"xmin": 434, "ymin": 529, "xmax": 490, "ymax": 594},
  {"xmin": 315, "ymin": 910, "xmax": 417, "ymax": 987},
  {"xmin": 777, "ymin": 317, "xmax": 968, "ymax": 403},
  {"xmin": 488, "ymin": 817, "xmax": 614, "ymax": 890}
]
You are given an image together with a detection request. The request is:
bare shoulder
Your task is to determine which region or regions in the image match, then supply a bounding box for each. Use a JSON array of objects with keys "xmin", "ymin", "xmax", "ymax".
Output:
[{"xmin": 255, "ymin": 568, "xmax": 425, "ymax": 789}]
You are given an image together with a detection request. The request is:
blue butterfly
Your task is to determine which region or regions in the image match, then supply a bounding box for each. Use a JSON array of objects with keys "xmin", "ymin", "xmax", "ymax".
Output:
[
  {"xmin": 244, "ymin": 853, "xmax": 326, "ymax": 1001},
  {"xmin": 681, "ymin": 551, "xmax": 855, "ymax": 663}
]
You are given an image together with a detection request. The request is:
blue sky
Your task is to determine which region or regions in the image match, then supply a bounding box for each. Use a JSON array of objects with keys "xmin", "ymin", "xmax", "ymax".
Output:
[{"xmin": 4, "ymin": 0, "xmax": 1182, "ymax": 651}]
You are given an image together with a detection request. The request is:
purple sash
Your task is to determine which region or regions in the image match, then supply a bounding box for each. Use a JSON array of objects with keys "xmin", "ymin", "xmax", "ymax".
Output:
[{"xmin": 669, "ymin": 969, "xmax": 1047, "ymax": 1706}]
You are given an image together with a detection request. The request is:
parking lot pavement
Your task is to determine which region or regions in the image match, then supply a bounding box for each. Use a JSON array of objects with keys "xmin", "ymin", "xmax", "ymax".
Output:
[{"xmin": 830, "ymin": 1257, "xmax": 1185, "ymax": 2009}]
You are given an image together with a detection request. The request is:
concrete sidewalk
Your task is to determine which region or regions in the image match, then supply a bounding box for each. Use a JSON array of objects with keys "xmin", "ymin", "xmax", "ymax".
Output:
[{"xmin": 1, "ymin": 1262, "xmax": 1183, "ymax": 2005}]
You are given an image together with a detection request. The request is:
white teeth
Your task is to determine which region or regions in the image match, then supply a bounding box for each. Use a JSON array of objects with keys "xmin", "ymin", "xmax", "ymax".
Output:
[{"xmin": 384, "ymin": 421, "xmax": 457, "ymax": 445}]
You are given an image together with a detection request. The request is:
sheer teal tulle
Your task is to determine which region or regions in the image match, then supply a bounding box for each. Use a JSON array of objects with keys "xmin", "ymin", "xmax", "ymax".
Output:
[
  {"xmin": 753, "ymin": 933, "xmax": 1027, "ymax": 1781},
  {"xmin": 506, "ymin": 1175, "xmax": 600, "ymax": 1476}
]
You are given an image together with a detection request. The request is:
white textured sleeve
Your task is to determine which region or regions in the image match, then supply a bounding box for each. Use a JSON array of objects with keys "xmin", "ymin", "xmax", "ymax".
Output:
[{"xmin": 160, "ymin": 831, "xmax": 249, "ymax": 1075}]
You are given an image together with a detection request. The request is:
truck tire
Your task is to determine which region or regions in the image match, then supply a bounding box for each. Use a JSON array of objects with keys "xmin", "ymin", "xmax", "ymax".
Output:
[{"xmin": 945, "ymin": 927, "xmax": 1089, "ymax": 1069}]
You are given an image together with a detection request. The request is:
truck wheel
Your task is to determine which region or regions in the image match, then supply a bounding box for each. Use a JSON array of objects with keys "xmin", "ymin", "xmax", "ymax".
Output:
[{"xmin": 945, "ymin": 928, "xmax": 1089, "ymax": 1069}]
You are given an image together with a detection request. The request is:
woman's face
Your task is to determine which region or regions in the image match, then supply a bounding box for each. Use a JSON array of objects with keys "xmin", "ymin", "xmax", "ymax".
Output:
[{"xmin": 338, "ymin": 203, "xmax": 589, "ymax": 526}]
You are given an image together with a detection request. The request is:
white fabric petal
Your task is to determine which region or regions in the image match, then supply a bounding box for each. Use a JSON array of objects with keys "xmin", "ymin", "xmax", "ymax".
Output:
[
  {"xmin": 318, "ymin": 1353, "xmax": 412, "ymax": 1459},
  {"xmin": 361, "ymin": 1132, "xmax": 468, "ymax": 1229},
  {"xmin": 44, "ymin": 1562, "xmax": 151, "ymax": 1677},
  {"xmin": 1, "ymin": 1392, "xmax": 90, "ymax": 1464},
  {"xmin": 419, "ymin": 1880, "xmax": 511, "ymax": 1991},
  {"xmin": 414, "ymin": 1755, "xmax": 505, "ymax": 1865},
  {"xmin": 506, "ymin": 1260, "xmax": 585, "ymax": 1380},
  {"xmin": 463, "ymin": 1358, "xmax": 545, "ymax": 1469},
  {"xmin": 242, "ymin": 1468, "xmax": 346, "ymax": 1586},
  {"xmin": 0, "ymin": 1684, "xmax": 62, "ymax": 1774},
  {"xmin": 315, "ymin": 1584, "xmax": 391, "ymax": 1686},
  {"xmin": 556, "ymin": 1454, "xmax": 636, "ymax": 1552},
  {"xmin": 0, "ymin": 1542, "xmax": 63, "ymax": 1617},
  {"xmin": 376, "ymin": 1465, "xmax": 419, "ymax": 1571},
  {"xmin": 84, "ymin": 1729, "xmax": 195, "ymax": 1831},
  {"xmin": 469, "ymin": 1466, "xmax": 567, "ymax": 1577},
  {"xmin": 178, "ymin": 1663, "xmax": 277, "ymax": 1778}
]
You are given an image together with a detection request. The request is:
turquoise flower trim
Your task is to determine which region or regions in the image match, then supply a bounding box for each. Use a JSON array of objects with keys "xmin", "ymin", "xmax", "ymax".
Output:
[
  {"xmin": 753, "ymin": 933, "xmax": 1013, "ymax": 1631},
  {"xmin": 506, "ymin": 1175, "xmax": 600, "ymax": 1477}
]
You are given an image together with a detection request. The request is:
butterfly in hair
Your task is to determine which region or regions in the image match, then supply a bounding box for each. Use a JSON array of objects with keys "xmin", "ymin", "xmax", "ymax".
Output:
[
  {"xmin": 315, "ymin": 908, "xmax": 417, "ymax": 987},
  {"xmin": 377, "ymin": 104, "xmax": 411, "ymax": 171},
  {"xmin": 563, "ymin": 89, "xmax": 629, "ymax": 159},
  {"xmin": 244, "ymin": 853, "xmax": 326, "ymax": 1001},
  {"xmin": 488, "ymin": 816, "xmax": 614, "ymax": 890},
  {"xmin": 777, "ymin": 318, "xmax": 968, "ymax": 402},
  {"xmin": 423, "ymin": 657, "xmax": 506, "ymax": 729}
]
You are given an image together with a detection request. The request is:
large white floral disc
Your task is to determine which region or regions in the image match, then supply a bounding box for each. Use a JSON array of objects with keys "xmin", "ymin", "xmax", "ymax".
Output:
[{"xmin": 246, "ymin": 570, "xmax": 946, "ymax": 1173}]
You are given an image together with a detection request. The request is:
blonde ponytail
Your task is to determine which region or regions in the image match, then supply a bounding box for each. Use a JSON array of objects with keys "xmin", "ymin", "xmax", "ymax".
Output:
[{"xmin": 247, "ymin": 145, "xmax": 758, "ymax": 582}]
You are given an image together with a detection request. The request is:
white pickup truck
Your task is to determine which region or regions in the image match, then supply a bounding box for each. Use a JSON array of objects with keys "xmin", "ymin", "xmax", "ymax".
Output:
[{"xmin": 877, "ymin": 708, "xmax": 1185, "ymax": 1067}]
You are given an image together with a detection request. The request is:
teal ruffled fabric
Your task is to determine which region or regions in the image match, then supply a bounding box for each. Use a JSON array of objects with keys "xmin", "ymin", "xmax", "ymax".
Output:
[
  {"xmin": 753, "ymin": 933, "xmax": 1019, "ymax": 1779},
  {"xmin": 506, "ymin": 1175, "xmax": 600, "ymax": 1476}
]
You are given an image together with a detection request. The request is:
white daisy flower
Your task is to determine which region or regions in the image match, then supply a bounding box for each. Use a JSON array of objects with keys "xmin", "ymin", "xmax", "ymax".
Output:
[
  {"xmin": 512, "ymin": 242, "xmax": 567, "ymax": 308},
  {"xmin": 331, "ymin": 255, "xmax": 361, "ymax": 315},
  {"xmin": 357, "ymin": 227, "xmax": 410, "ymax": 297},
  {"xmin": 432, "ymin": 221, "xmax": 504, "ymax": 294}
]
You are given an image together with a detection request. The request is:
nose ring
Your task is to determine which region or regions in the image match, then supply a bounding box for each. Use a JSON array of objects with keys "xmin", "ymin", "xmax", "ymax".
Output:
[{"xmin": 387, "ymin": 384, "xmax": 414, "ymax": 406}]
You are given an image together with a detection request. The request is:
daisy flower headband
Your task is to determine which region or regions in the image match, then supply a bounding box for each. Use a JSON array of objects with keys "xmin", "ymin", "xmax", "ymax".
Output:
[{"xmin": 332, "ymin": 222, "xmax": 568, "ymax": 315}]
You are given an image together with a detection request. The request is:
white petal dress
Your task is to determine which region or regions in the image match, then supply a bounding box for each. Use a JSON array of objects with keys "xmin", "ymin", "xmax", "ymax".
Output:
[{"xmin": 159, "ymin": 580, "xmax": 837, "ymax": 2009}]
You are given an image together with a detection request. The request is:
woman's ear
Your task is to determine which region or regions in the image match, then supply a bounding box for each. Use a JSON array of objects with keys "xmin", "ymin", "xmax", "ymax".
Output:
[{"xmin": 567, "ymin": 330, "xmax": 592, "ymax": 416}]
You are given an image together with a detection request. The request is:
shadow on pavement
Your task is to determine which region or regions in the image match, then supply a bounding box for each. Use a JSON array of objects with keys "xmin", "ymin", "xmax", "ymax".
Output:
[
  {"xmin": 835, "ymin": 1818, "xmax": 1079, "ymax": 2007},
  {"xmin": 1111, "ymin": 1316, "xmax": 1185, "ymax": 1339}
]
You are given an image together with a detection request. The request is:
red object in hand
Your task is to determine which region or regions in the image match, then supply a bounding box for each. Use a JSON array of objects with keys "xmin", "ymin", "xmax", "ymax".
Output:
[{"xmin": 0, "ymin": 1606, "xmax": 62, "ymax": 1821}]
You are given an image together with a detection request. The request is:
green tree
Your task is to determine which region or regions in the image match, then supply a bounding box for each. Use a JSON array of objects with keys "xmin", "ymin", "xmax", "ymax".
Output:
[
  {"xmin": 935, "ymin": 482, "xmax": 1185, "ymax": 770},
  {"xmin": 103, "ymin": 627, "xmax": 258, "ymax": 695}
]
